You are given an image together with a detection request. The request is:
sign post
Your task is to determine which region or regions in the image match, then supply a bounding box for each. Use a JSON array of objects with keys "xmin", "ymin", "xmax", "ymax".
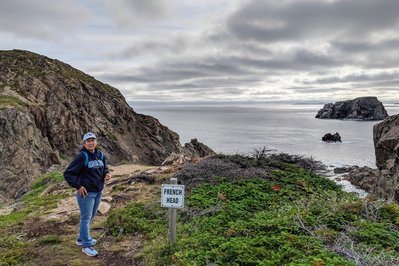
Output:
[{"xmin": 161, "ymin": 178, "xmax": 185, "ymax": 245}]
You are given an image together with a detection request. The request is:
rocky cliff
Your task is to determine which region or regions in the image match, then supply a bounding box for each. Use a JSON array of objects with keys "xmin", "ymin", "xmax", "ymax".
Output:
[
  {"xmin": 373, "ymin": 114, "xmax": 399, "ymax": 201},
  {"xmin": 0, "ymin": 50, "xmax": 213, "ymax": 199},
  {"xmin": 315, "ymin": 97, "xmax": 388, "ymax": 120}
]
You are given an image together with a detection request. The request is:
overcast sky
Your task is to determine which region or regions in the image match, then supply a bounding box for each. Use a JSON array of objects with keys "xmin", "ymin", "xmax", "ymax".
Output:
[{"xmin": 1, "ymin": 0, "xmax": 399, "ymax": 103}]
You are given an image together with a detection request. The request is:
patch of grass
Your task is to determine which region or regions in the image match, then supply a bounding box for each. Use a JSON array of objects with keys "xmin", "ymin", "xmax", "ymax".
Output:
[
  {"xmin": 0, "ymin": 172, "xmax": 67, "ymax": 230},
  {"xmin": 111, "ymin": 184, "xmax": 130, "ymax": 192},
  {"xmin": 0, "ymin": 235, "xmax": 33, "ymax": 265},
  {"xmin": 106, "ymin": 202, "xmax": 167, "ymax": 239},
  {"xmin": 134, "ymin": 237, "xmax": 172, "ymax": 266},
  {"xmin": 0, "ymin": 95, "xmax": 28, "ymax": 109},
  {"xmin": 23, "ymin": 172, "xmax": 64, "ymax": 200},
  {"xmin": 38, "ymin": 235, "xmax": 63, "ymax": 245},
  {"xmin": 1, "ymin": 50, "xmax": 47, "ymax": 82},
  {"xmin": 57, "ymin": 63, "xmax": 121, "ymax": 97},
  {"xmin": 0, "ymin": 210, "xmax": 29, "ymax": 230},
  {"xmin": 102, "ymin": 83, "xmax": 122, "ymax": 98}
]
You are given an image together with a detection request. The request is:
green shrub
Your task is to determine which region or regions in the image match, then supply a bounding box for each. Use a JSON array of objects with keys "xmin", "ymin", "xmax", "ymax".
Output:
[
  {"xmin": 350, "ymin": 221, "xmax": 399, "ymax": 251},
  {"xmin": 106, "ymin": 202, "xmax": 167, "ymax": 238},
  {"xmin": 380, "ymin": 203, "xmax": 399, "ymax": 224},
  {"xmin": 173, "ymin": 176, "xmax": 354, "ymax": 265}
]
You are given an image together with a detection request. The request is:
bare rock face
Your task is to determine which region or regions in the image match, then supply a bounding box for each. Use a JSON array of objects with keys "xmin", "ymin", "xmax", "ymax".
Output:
[
  {"xmin": 316, "ymin": 97, "xmax": 388, "ymax": 120},
  {"xmin": 0, "ymin": 107, "xmax": 59, "ymax": 198},
  {"xmin": 373, "ymin": 114, "xmax": 399, "ymax": 201},
  {"xmin": 183, "ymin": 138, "xmax": 216, "ymax": 157},
  {"xmin": 0, "ymin": 50, "xmax": 213, "ymax": 199}
]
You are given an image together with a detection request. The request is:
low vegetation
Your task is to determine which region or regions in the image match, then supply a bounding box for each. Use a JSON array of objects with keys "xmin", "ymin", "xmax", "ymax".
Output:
[
  {"xmin": 0, "ymin": 172, "xmax": 70, "ymax": 265},
  {"xmin": 106, "ymin": 153, "xmax": 399, "ymax": 265},
  {"xmin": 2, "ymin": 151, "xmax": 399, "ymax": 265}
]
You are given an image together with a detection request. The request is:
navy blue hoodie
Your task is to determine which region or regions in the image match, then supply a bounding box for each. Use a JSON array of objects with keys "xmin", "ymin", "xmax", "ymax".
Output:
[{"xmin": 64, "ymin": 147, "xmax": 109, "ymax": 192}]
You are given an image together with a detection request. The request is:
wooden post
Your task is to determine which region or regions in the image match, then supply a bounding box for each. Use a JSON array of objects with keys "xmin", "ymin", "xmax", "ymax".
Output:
[{"xmin": 168, "ymin": 178, "xmax": 177, "ymax": 245}]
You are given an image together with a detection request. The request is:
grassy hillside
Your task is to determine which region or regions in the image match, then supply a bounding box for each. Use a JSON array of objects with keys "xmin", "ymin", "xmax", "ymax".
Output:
[{"xmin": 1, "ymin": 153, "xmax": 399, "ymax": 265}]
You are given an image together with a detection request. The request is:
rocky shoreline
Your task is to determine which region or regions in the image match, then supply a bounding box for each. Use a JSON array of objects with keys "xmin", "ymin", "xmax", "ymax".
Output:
[{"xmin": 323, "ymin": 165, "xmax": 377, "ymax": 197}]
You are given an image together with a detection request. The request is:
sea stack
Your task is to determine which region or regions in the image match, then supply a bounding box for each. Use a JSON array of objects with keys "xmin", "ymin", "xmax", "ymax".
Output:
[
  {"xmin": 315, "ymin": 96, "xmax": 388, "ymax": 120},
  {"xmin": 322, "ymin": 132, "xmax": 342, "ymax": 142}
]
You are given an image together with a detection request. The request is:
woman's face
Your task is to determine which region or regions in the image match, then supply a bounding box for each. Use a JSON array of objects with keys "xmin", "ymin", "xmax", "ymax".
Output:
[{"xmin": 84, "ymin": 138, "xmax": 97, "ymax": 152}]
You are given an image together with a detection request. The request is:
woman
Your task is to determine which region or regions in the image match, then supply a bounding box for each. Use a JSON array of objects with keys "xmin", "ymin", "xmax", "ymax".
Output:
[{"xmin": 64, "ymin": 132, "xmax": 111, "ymax": 257}]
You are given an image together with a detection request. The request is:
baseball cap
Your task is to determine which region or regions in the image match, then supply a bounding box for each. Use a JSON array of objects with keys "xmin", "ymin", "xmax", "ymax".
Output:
[{"xmin": 83, "ymin": 132, "xmax": 97, "ymax": 142}]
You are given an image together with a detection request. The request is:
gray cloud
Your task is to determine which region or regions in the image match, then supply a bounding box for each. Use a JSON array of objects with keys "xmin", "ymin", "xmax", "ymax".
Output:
[
  {"xmin": 101, "ymin": 56, "xmax": 254, "ymax": 84},
  {"xmin": 105, "ymin": 0, "xmax": 173, "ymax": 27},
  {"xmin": 305, "ymin": 72, "xmax": 399, "ymax": 85},
  {"xmin": 290, "ymin": 87, "xmax": 346, "ymax": 95},
  {"xmin": 226, "ymin": 0, "xmax": 399, "ymax": 42},
  {"xmin": 332, "ymin": 38, "xmax": 399, "ymax": 54},
  {"xmin": 101, "ymin": 49, "xmax": 341, "ymax": 88},
  {"xmin": 87, "ymin": 0, "xmax": 399, "ymax": 103},
  {"xmin": 352, "ymin": 80, "xmax": 399, "ymax": 89},
  {"xmin": 109, "ymin": 35, "xmax": 193, "ymax": 58},
  {"xmin": 0, "ymin": 0, "xmax": 91, "ymax": 39},
  {"xmin": 4, "ymin": 0, "xmax": 398, "ymax": 102}
]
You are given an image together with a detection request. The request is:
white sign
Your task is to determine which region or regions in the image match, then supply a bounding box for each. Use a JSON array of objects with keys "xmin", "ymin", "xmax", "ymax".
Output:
[{"xmin": 161, "ymin": 184, "xmax": 185, "ymax": 208}]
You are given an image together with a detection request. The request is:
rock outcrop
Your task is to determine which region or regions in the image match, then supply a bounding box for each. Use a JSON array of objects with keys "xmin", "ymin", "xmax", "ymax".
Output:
[
  {"xmin": 373, "ymin": 114, "xmax": 399, "ymax": 201},
  {"xmin": 342, "ymin": 166, "xmax": 379, "ymax": 194},
  {"xmin": 183, "ymin": 138, "xmax": 216, "ymax": 157},
  {"xmin": 162, "ymin": 139, "xmax": 216, "ymax": 166},
  {"xmin": 322, "ymin": 132, "xmax": 342, "ymax": 142},
  {"xmin": 315, "ymin": 97, "xmax": 388, "ymax": 120},
  {"xmin": 0, "ymin": 50, "xmax": 213, "ymax": 199},
  {"xmin": 162, "ymin": 153, "xmax": 193, "ymax": 166}
]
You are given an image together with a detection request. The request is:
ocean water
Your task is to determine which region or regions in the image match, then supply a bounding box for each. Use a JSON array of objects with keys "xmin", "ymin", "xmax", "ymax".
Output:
[{"xmin": 131, "ymin": 102, "xmax": 399, "ymax": 169}]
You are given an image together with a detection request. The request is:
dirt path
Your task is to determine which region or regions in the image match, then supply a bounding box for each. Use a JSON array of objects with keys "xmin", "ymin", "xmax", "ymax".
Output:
[{"xmin": 109, "ymin": 164, "xmax": 155, "ymax": 176}]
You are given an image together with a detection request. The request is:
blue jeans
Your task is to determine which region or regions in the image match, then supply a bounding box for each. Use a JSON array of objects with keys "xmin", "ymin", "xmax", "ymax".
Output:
[{"xmin": 76, "ymin": 191, "xmax": 102, "ymax": 247}]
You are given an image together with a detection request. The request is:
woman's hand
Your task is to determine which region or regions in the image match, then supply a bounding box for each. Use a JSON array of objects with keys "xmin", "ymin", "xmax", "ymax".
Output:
[
  {"xmin": 105, "ymin": 173, "xmax": 111, "ymax": 181},
  {"xmin": 78, "ymin": 186, "xmax": 88, "ymax": 197}
]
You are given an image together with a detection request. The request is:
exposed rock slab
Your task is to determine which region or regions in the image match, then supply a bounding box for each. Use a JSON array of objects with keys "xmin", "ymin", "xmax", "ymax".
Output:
[
  {"xmin": 98, "ymin": 202, "xmax": 111, "ymax": 215},
  {"xmin": 316, "ymin": 97, "xmax": 388, "ymax": 120}
]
